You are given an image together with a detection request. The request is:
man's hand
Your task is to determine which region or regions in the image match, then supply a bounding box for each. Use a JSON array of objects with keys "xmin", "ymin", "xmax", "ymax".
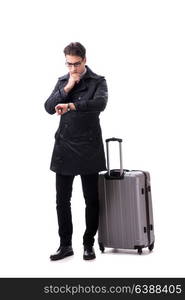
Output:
[
  {"xmin": 55, "ymin": 104, "xmax": 68, "ymax": 115},
  {"xmin": 64, "ymin": 72, "xmax": 81, "ymax": 94},
  {"xmin": 55, "ymin": 103, "xmax": 76, "ymax": 115}
]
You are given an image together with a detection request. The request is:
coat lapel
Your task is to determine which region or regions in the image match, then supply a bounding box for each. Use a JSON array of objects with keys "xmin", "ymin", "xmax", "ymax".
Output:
[{"xmin": 75, "ymin": 79, "xmax": 87, "ymax": 92}]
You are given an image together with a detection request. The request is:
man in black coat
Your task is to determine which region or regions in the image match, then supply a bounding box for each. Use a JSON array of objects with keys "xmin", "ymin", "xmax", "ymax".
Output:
[{"xmin": 44, "ymin": 42, "xmax": 108, "ymax": 260}]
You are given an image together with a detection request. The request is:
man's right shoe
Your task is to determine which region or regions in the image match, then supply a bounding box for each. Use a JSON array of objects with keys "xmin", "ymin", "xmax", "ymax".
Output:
[{"xmin": 50, "ymin": 246, "xmax": 74, "ymax": 261}]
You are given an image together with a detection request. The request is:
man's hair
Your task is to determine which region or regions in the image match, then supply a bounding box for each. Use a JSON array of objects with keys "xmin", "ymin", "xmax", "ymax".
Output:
[{"xmin": 63, "ymin": 42, "xmax": 86, "ymax": 59}]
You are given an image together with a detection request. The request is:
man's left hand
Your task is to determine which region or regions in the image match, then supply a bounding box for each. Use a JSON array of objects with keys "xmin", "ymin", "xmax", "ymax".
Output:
[{"xmin": 55, "ymin": 104, "xmax": 68, "ymax": 115}]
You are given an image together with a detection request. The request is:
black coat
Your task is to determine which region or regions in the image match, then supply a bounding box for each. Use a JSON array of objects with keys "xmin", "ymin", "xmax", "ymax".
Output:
[{"xmin": 44, "ymin": 66, "xmax": 108, "ymax": 175}]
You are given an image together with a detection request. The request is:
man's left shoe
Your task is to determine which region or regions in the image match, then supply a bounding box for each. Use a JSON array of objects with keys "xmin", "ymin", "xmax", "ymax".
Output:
[{"xmin": 83, "ymin": 246, "xmax": 96, "ymax": 260}]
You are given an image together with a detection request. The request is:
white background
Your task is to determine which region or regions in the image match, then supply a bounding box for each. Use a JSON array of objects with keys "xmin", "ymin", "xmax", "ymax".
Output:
[{"xmin": 0, "ymin": 0, "xmax": 185, "ymax": 277}]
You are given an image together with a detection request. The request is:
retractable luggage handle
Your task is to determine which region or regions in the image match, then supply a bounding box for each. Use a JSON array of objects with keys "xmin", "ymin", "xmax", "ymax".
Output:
[{"xmin": 105, "ymin": 137, "xmax": 124, "ymax": 178}]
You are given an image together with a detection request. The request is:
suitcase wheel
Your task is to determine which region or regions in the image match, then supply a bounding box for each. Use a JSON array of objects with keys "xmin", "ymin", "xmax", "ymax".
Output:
[
  {"xmin": 148, "ymin": 242, "xmax": 154, "ymax": 252},
  {"xmin": 99, "ymin": 242, "xmax": 105, "ymax": 253},
  {"xmin": 138, "ymin": 248, "xmax": 142, "ymax": 255}
]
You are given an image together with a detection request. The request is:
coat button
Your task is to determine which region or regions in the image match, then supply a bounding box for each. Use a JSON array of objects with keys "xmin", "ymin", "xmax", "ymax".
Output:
[{"xmin": 78, "ymin": 97, "xmax": 81, "ymax": 100}]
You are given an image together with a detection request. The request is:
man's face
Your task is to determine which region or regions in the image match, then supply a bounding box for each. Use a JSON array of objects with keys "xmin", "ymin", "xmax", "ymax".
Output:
[{"xmin": 65, "ymin": 55, "xmax": 86, "ymax": 75}]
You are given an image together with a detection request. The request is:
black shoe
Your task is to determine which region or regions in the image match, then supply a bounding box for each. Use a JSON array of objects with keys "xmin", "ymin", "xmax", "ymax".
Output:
[
  {"xmin": 50, "ymin": 246, "xmax": 74, "ymax": 261},
  {"xmin": 83, "ymin": 246, "xmax": 96, "ymax": 260}
]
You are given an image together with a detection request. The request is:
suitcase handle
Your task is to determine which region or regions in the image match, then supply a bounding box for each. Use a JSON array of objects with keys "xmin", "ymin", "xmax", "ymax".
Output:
[
  {"xmin": 105, "ymin": 137, "xmax": 124, "ymax": 179},
  {"xmin": 106, "ymin": 137, "xmax": 122, "ymax": 142}
]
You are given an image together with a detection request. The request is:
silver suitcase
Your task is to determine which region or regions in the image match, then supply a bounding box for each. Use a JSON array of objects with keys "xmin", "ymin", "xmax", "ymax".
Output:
[{"xmin": 98, "ymin": 138, "xmax": 155, "ymax": 254}]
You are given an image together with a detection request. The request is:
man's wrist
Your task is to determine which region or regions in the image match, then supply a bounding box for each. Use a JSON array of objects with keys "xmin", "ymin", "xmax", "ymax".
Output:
[
  {"xmin": 64, "ymin": 85, "xmax": 72, "ymax": 94},
  {"xmin": 68, "ymin": 103, "xmax": 76, "ymax": 110}
]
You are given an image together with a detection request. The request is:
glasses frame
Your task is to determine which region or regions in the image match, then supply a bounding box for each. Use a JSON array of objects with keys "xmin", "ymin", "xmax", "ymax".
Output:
[{"xmin": 65, "ymin": 60, "xmax": 83, "ymax": 68}]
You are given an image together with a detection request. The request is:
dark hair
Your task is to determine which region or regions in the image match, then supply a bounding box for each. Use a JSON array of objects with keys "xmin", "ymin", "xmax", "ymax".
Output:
[{"xmin": 63, "ymin": 42, "xmax": 86, "ymax": 59}]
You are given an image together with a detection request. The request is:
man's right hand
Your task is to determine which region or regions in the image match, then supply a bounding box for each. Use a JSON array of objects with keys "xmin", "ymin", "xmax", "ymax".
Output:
[{"xmin": 64, "ymin": 73, "xmax": 81, "ymax": 94}]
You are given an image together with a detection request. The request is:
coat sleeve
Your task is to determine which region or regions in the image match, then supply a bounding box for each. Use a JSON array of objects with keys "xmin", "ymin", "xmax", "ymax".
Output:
[
  {"xmin": 44, "ymin": 80, "xmax": 68, "ymax": 114},
  {"xmin": 74, "ymin": 78, "xmax": 108, "ymax": 112}
]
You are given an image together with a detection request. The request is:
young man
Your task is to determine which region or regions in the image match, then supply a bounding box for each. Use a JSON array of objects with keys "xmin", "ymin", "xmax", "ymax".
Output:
[{"xmin": 44, "ymin": 42, "xmax": 108, "ymax": 260}]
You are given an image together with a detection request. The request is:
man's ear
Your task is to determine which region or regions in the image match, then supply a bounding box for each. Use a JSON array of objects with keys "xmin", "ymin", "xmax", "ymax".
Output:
[{"xmin": 84, "ymin": 57, "xmax": 87, "ymax": 64}]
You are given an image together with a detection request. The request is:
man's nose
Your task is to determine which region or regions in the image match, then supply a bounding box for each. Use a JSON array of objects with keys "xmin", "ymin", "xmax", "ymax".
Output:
[{"xmin": 71, "ymin": 65, "xmax": 77, "ymax": 70}]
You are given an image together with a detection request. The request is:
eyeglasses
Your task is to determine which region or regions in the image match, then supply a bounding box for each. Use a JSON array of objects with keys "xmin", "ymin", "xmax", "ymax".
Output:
[{"xmin": 65, "ymin": 60, "xmax": 83, "ymax": 68}]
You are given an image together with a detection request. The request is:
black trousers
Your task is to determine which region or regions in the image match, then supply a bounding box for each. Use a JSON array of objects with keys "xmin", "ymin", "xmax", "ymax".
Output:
[{"xmin": 56, "ymin": 173, "xmax": 99, "ymax": 247}]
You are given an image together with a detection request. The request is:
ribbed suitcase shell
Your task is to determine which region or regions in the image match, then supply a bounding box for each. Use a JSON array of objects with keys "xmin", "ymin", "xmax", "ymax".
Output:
[{"xmin": 98, "ymin": 170, "xmax": 155, "ymax": 254}]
